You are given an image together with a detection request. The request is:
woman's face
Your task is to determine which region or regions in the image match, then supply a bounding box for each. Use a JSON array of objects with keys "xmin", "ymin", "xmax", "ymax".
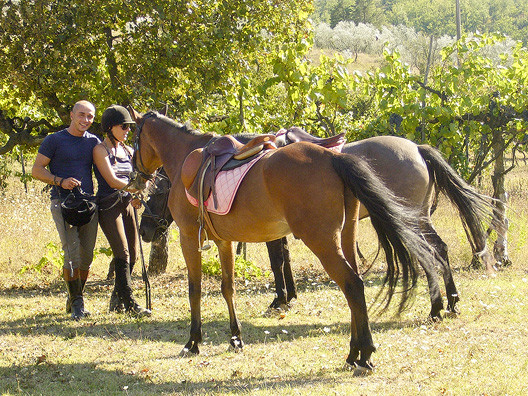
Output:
[{"xmin": 111, "ymin": 123, "xmax": 131, "ymax": 143}]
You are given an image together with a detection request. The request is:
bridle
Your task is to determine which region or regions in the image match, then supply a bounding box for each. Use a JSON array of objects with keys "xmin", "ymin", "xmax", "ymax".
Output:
[
  {"xmin": 131, "ymin": 111, "xmax": 172, "ymax": 234},
  {"xmin": 141, "ymin": 170, "xmax": 172, "ymax": 234},
  {"xmin": 132, "ymin": 111, "xmax": 157, "ymax": 183}
]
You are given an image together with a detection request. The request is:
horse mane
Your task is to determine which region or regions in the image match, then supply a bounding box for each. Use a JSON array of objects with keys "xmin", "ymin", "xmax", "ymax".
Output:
[{"xmin": 144, "ymin": 110, "xmax": 205, "ymax": 137}]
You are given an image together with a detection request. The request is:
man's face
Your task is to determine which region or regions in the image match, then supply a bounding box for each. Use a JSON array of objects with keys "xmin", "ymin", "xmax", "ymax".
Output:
[{"xmin": 70, "ymin": 104, "xmax": 95, "ymax": 134}]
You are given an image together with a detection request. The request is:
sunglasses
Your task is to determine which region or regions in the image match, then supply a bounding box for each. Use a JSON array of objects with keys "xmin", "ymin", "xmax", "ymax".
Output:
[{"xmin": 119, "ymin": 124, "xmax": 132, "ymax": 130}]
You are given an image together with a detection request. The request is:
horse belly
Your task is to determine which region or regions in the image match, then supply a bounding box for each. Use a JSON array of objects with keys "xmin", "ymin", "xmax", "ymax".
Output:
[{"xmin": 209, "ymin": 161, "xmax": 292, "ymax": 242}]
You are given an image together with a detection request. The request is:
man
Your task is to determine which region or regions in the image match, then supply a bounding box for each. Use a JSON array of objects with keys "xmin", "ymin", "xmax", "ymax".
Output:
[{"xmin": 32, "ymin": 100, "xmax": 100, "ymax": 320}]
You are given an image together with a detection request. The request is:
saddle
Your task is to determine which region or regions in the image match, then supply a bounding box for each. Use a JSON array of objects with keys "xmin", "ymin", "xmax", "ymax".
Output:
[
  {"xmin": 181, "ymin": 134, "xmax": 276, "ymax": 208},
  {"xmin": 276, "ymin": 127, "xmax": 345, "ymax": 149}
]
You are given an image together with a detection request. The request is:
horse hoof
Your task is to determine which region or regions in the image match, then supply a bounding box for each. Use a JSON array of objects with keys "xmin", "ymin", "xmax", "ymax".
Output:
[
  {"xmin": 343, "ymin": 362, "xmax": 374, "ymax": 376},
  {"xmin": 179, "ymin": 344, "xmax": 199, "ymax": 357},
  {"xmin": 444, "ymin": 309, "xmax": 459, "ymax": 319},
  {"xmin": 353, "ymin": 365, "xmax": 373, "ymax": 377},
  {"xmin": 179, "ymin": 347, "xmax": 192, "ymax": 358},
  {"xmin": 229, "ymin": 336, "xmax": 244, "ymax": 353},
  {"xmin": 264, "ymin": 306, "xmax": 288, "ymax": 318},
  {"xmin": 429, "ymin": 314, "xmax": 443, "ymax": 323}
]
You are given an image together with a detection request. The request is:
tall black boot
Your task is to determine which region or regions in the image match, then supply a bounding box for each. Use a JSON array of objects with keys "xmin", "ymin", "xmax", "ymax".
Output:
[
  {"xmin": 66, "ymin": 275, "xmax": 91, "ymax": 316},
  {"xmin": 109, "ymin": 287, "xmax": 124, "ymax": 313},
  {"xmin": 106, "ymin": 258, "xmax": 116, "ymax": 280},
  {"xmin": 114, "ymin": 258, "xmax": 151, "ymax": 317},
  {"xmin": 65, "ymin": 278, "xmax": 85, "ymax": 321}
]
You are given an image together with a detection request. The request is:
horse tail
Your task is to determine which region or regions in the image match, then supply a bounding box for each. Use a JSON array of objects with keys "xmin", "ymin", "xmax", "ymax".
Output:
[
  {"xmin": 331, "ymin": 153, "xmax": 433, "ymax": 313},
  {"xmin": 417, "ymin": 144, "xmax": 494, "ymax": 256}
]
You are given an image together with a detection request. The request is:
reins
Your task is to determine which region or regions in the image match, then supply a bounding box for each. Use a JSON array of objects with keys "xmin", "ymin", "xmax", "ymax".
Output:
[{"xmin": 133, "ymin": 207, "xmax": 152, "ymax": 311}]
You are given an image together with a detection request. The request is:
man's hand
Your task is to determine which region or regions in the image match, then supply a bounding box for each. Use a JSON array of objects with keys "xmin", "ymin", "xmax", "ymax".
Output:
[{"xmin": 60, "ymin": 177, "xmax": 81, "ymax": 190}]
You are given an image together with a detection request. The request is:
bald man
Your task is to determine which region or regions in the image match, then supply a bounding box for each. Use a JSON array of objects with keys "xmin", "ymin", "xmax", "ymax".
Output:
[{"xmin": 32, "ymin": 100, "xmax": 101, "ymax": 321}]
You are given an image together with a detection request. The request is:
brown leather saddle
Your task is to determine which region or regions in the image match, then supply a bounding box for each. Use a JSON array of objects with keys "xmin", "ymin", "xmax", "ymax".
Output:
[
  {"xmin": 182, "ymin": 134, "xmax": 276, "ymax": 208},
  {"xmin": 276, "ymin": 126, "xmax": 345, "ymax": 149}
]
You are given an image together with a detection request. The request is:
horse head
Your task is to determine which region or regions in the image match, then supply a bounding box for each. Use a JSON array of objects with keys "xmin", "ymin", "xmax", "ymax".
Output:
[
  {"xmin": 139, "ymin": 168, "xmax": 173, "ymax": 243},
  {"xmin": 128, "ymin": 108, "xmax": 164, "ymax": 191}
]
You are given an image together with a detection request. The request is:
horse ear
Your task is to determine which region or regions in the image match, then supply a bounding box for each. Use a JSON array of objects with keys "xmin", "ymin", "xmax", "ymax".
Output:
[
  {"xmin": 127, "ymin": 105, "xmax": 141, "ymax": 122},
  {"xmin": 158, "ymin": 103, "xmax": 169, "ymax": 116}
]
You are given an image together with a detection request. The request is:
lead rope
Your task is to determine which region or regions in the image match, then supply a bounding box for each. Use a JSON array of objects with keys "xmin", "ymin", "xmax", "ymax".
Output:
[{"xmin": 133, "ymin": 202, "xmax": 152, "ymax": 311}]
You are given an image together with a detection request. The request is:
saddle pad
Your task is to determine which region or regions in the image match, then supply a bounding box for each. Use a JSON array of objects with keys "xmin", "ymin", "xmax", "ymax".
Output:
[{"xmin": 185, "ymin": 151, "xmax": 267, "ymax": 215}]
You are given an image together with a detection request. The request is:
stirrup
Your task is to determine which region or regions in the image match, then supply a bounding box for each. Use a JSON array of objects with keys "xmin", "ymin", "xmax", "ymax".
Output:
[{"xmin": 198, "ymin": 225, "xmax": 211, "ymax": 251}]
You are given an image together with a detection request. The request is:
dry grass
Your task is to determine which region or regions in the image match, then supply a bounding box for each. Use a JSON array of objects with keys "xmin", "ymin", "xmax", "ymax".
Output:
[{"xmin": 1, "ymin": 160, "xmax": 528, "ymax": 395}]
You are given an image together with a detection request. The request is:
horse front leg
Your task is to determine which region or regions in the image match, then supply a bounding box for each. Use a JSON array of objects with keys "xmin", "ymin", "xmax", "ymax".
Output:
[
  {"xmin": 216, "ymin": 240, "xmax": 243, "ymax": 352},
  {"xmin": 179, "ymin": 233, "xmax": 203, "ymax": 356}
]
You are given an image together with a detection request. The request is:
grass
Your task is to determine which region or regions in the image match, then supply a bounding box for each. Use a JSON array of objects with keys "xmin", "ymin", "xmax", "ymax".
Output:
[{"xmin": 1, "ymin": 160, "xmax": 528, "ymax": 395}]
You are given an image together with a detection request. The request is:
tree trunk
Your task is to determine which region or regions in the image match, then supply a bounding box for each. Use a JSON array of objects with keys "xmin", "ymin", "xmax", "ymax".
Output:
[
  {"xmin": 490, "ymin": 129, "xmax": 511, "ymax": 267},
  {"xmin": 148, "ymin": 232, "xmax": 169, "ymax": 275}
]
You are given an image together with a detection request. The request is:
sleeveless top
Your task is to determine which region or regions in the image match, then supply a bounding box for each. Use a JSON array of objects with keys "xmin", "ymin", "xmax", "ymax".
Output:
[{"xmin": 94, "ymin": 143, "xmax": 134, "ymax": 199}]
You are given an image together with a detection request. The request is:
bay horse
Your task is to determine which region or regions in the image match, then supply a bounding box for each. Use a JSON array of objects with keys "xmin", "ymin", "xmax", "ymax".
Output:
[
  {"xmin": 139, "ymin": 135, "xmax": 495, "ymax": 320},
  {"xmin": 129, "ymin": 110, "xmax": 437, "ymax": 373}
]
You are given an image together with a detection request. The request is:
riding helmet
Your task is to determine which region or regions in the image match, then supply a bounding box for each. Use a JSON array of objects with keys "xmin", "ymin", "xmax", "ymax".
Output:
[{"xmin": 101, "ymin": 105, "xmax": 135, "ymax": 132}]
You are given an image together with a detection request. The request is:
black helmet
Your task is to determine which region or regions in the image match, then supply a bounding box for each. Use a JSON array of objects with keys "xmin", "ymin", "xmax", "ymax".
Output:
[
  {"xmin": 101, "ymin": 105, "xmax": 135, "ymax": 132},
  {"xmin": 61, "ymin": 189, "xmax": 97, "ymax": 227}
]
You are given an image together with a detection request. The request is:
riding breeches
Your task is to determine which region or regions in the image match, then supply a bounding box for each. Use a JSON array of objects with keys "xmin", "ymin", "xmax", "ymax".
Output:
[
  {"xmin": 50, "ymin": 199, "xmax": 98, "ymax": 272},
  {"xmin": 98, "ymin": 196, "xmax": 138, "ymax": 266}
]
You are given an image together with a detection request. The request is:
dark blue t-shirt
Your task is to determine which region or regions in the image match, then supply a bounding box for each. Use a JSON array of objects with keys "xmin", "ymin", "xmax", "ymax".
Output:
[{"xmin": 38, "ymin": 129, "xmax": 100, "ymax": 199}]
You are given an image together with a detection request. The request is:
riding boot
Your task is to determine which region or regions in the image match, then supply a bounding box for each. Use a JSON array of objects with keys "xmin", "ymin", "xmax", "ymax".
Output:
[
  {"xmin": 66, "ymin": 271, "xmax": 91, "ymax": 317},
  {"xmin": 108, "ymin": 287, "xmax": 125, "ymax": 313},
  {"xmin": 114, "ymin": 258, "xmax": 151, "ymax": 317},
  {"xmin": 65, "ymin": 278, "xmax": 84, "ymax": 321},
  {"xmin": 79, "ymin": 269, "xmax": 91, "ymax": 317},
  {"xmin": 106, "ymin": 258, "xmax": 116, "ymax": 280}
]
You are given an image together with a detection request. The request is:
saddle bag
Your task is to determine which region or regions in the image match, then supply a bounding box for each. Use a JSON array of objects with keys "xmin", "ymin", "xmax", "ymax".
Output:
[{"xmin": 60, "ymin": 187, "xmax": 97, "ymax": 227}]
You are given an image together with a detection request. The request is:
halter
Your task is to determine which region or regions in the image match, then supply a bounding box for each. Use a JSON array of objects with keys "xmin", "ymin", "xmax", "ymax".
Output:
[{"xmin": 132, "ymin": 112, "xmax": 157, "ymax": 182}]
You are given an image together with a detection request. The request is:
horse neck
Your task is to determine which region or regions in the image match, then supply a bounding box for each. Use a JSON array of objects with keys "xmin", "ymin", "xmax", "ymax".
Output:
[{"xmin": 148, "ymin": 122, "xmax": 213, "ymax": 184}]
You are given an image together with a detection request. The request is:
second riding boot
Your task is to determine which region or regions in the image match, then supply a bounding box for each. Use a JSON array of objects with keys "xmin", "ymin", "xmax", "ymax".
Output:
[
  {"xmin": 65, "ymin": 277, "xmax": 85, "ymax": 321},
  {"xmin": 114, "ymin": 258, "xmax": 151, "ymax": 317},
  {"xmin": 106, "ymin": 258, "xmax": 116, "ymax": 280},
  {"xmin": 66, "ymin": 270, "xmax": 91, "ymax": 317},
  {"xmin": 109, "ymin": 287, "xmax": 125, "ymax": 313}
]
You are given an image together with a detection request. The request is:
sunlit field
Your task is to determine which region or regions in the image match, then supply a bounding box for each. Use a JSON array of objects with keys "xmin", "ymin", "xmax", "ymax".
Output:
[{"xmin": 0, "ymin": 158, "xmax": 527, "ymax": 395}]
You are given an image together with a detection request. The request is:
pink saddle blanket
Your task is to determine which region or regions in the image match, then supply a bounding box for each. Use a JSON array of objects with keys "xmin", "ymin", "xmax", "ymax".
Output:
[{"xmin": 185, "ymin": 151, "xmax": 268, "ymax": 215}]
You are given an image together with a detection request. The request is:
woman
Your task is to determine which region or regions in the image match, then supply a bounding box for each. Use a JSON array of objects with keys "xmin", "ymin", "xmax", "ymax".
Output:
[{"xmin": 93, "ymin": 105, "xmax": 151, "ymax": 317}]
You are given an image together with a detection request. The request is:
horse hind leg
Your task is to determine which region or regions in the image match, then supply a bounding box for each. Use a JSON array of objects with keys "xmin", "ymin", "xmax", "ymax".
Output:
[
  {"xmin": 423, "ymin": 222, "xmax": 460, "ymax": 317},
  {"xmin": 300, "ymin": 231, "xmax": 375, "ymax": 373}
]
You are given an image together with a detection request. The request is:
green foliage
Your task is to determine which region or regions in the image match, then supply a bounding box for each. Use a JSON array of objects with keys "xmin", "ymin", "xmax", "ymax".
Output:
[
  {"xmin": 314, "ymin": 0, "xmax": 528, "ymax": 45},
  {"xmin": 202, "ymin": 252, "xmax": 270, "ymax": 280},
  {"xmin": 95, "ymin": 246, "xmax": 113, "ymax": 259},
  {"xmin": 0, "ymin": 0, "xmax": 313, "ymax": 133},
  {"xmin": 169, "ymin": 228, "xmax": 180, "ymax": 243},
  {"xmin": 314, "ymin": 0, "xmax": 386, "ymax": 27},
  {"xmin": 0, "ymin": 155, "xmax": 12, "ymax": 192},
  {"xmin": 20, "ymin": 242, "xmax": 63, "ymax": 274},
  {"xmin": 20, "ymin": 244, "xmax": 113, "ymax": 275}
]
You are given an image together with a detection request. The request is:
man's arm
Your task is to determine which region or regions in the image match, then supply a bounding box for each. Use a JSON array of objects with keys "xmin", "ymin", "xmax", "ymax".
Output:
[{"xmin": 31, "ymin": 153, "xmax": 80, "ymax": 190}]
